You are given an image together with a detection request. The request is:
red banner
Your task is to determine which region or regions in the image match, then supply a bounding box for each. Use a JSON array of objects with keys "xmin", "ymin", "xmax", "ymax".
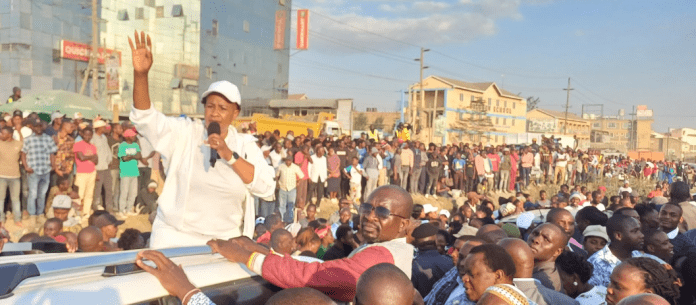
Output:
[
  {"xmin": 274, "ymin": 10, "xmax": 287, "ymax": 50},
  {"xmin": 61, "ymin": 40, "xmax": 122, "ymax": 66},
  {"xmin": 296, "ymin": 9, "xmax": 309, "ymax": 50}
]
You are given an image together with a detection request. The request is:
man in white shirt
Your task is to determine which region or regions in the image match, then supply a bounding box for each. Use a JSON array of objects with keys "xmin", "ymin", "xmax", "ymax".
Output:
[
  {"xmin": 309, "ymin": 146, "xmax": 327, "ymax": 205},
  {"xmin": 91, "ymin": 120, "xmax": 114, "ymax": 212},
  {"xmin": 277, "ymin": 157, "xmax": 305, "ymax": 222},
  {"xmin": 618, "ymin": 181, "xmax": 632, "ymax": 196}
]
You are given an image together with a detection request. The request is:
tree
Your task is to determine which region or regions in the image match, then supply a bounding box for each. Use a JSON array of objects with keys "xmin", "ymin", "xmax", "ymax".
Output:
[
  {"xmin": 373, "ymin": 117, "xmax": 384, "ymax": 130},
  {"xmin": 527, "ymin": 96, "xmax": 540, "ymax": 112},
  {"xmin": 451, "ymin": 97, "xmax": 497, "ymax": 143},
  {"xmin": 354, "ymin": 113, "xmax": 368, "ymax": 130}
]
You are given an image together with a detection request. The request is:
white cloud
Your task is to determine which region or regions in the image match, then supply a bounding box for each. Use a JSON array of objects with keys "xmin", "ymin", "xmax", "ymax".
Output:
[{"xmin": 294, "ymin": 0, "xmax": 538, "ymax": 53}]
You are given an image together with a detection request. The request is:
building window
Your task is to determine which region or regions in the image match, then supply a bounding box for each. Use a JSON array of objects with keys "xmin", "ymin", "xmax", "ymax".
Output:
[
  {"xmin": 623, "ymin": 122, "xmax": 631, "ymax": 129},
  {"xmin": 488, "ymin": 98, "xmax": 491, "ymax": 107},
  {"xmin": 512, "ymin": 102, "xmax": 516, "ymax": 109},
  {"xmin": 496, "ymin": 100, "xmax": 500, "ymax": 107},
  {"xmin": 135, "ymin": 7, "xmax": 144, "ymax": 20},
  {"xmin": 504, "ymin": 100, "xmax": 507, "ymax": 108},
  {"xmin": 172, "ymin": 4, "xmax": 183, "ymax": 17},
  {"xmin": 608, "ymin": 122, "xmax": 617, "ymax": 129},
  {"xmin": 495, "ymin": 117, "xmax": 499, "ymax": 124},
  {"xmin": 593, "ymin": 122, "xmax": 601, "ymax": 128},
  {"xmin": 117, "ymin": 9, "xmax": 129, "ymax": 21},
  {"xmin": 503, "ymin": 118, "xmax": 507, "ymax": 125},
  {"xmin": 212, "ymin": 19, "xmax": 218, "ymax": 36},
  {"xmin": 243, "ymin": 20, "xmax": 250, "ymax": 32},
  {"xmin": 242, "ymin": 75, "xmax": 248, "ymax": 85},
  {"xmin": 471, "ymin": 95, "xmax": 475, "ymax": 102},
  {"xmin": 156, "ymin": 6, "xmax": 164, "ymax": 18},
  {"xmin": 460, "ymin": 93, "xmax": 464, "ymax": 102}
]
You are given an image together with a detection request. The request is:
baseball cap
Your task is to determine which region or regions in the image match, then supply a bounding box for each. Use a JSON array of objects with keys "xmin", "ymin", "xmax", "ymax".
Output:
[
  {"xmin": 201, "ymin": 81, "xmax": 241, "ymax": 106},
  {"xmin": 12, "ymin": 110, "xmax": 22, "ymax": 118},
  {"xmin": 255, "ymin": 217, "xmax": 265, "ymax": 225},
  {"xmin": 93, "ymin": 213, "xmax": 125, "ymax": 228},
  {"xmin": 423, "ymin": 204, "xmax": 438, "ymax": 214},
  {"xmin": 147, "ymin": 181, "xmax": 158, "ymax": 189},
  {"xmin": 570, "ymin": 193, "xmax": 583, "ymax": 201},
  {"xmin": 73, "ymin": 112, "xmax": 83, "ymax": 120},
  {"xmin": 412, "ymin": 223, "xmax": 439, "ymax": 239},
  {"xmin": 52, "ymin": 195, "xmax": 72, "ymax": 210},
  {"xmin": 123, "ymin": 129, "xmax": 136, "ymax": 138},
  {"xmin": 93, "ymin": 120, "xmax": 107, "ymax": 129},
  {"xmin": 439, "ymin": 210, "xmax": 451, "ymax": 219},
  {"xmin": 50, "ymin": 111, "xmax": 65, "ymax": 122},
  {"xmin": 583, "ymin": 225, "xmax": 609, "ymax": 242},
  {"xmin": 370, "ymin": 147, "xmax": 379, "ymax": 154}
]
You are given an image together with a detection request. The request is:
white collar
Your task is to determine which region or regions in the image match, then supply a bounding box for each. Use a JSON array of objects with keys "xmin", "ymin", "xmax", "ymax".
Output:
[{"xmin": 667, "ymin": 227, "xmax": 679, "ymax": 239}]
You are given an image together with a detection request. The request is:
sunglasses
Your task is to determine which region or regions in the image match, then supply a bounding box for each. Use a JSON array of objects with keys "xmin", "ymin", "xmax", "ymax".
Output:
[{"xmin": 359, "ymin": 203, "xmax": 406, "ymax": 220}]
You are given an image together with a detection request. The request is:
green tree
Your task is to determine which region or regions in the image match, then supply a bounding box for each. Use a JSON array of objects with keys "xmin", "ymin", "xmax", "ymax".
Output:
[
  {"xmin": 527, "ymin": 96, "xmax": 540, "ymax": 112},
  {"xmin": 373, "ymin": 117, "xmax": 384, "ymax": 130},
  {"xmin": 354, "ymin": 113, "xmax": 368, "ymax": 130}
]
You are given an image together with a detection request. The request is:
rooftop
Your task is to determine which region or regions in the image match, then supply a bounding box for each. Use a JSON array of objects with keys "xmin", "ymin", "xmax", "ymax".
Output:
[
  {"xmin": 268, "ymin": 99, "xmax": 351, "ymax": 109},
  {"xmin": 428, "ymin": 76, "xmax": 523, "ymax": 99}
]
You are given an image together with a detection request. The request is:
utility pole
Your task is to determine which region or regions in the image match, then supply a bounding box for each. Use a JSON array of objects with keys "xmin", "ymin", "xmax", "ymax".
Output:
[
  {"xmin": 562, "ymin": 77, "xmax": 573, "ymax": 134},
  {"xmin": 79, "ymin": 0, "xmax": 99, "ymax": 99},
  {"xmin": 413, "ymin": 48, "xmax": 429, "ymax": 139}
]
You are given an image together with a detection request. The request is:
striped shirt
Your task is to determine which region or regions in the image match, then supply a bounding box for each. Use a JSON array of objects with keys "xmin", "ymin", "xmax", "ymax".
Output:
[{"xmin": 22, "ymin": 133, "xmax": 58, "ymax": 175}]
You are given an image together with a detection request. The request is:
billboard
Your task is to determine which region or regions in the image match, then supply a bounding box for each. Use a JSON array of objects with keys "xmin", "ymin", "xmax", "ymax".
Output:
[
  {"xmin": 274, "ymin": 10, "xmax": 287, "ymax": 50},
  {"xmin": 105, "ymin": 55, "xmax": 120, "ymax": 95},
  {"xmin": 296, "ymin": 9, "xmax": 309, "ymax": 50},
  {"xmin": 527, "ymin": 118, "xmax": 557, "ymax": 133},
  {"xmin": 60, "ymin": 40, "xmax": 122, "ymax": 65},
  {"xmin": 636, "ymin": 105, "xmax": 653, "ymax": 118}
]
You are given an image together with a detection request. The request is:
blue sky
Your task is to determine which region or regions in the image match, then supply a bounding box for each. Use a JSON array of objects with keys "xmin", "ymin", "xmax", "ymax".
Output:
[{"xmin": 288, "ymin": 0, "xmax": 696, "ymax": 132}]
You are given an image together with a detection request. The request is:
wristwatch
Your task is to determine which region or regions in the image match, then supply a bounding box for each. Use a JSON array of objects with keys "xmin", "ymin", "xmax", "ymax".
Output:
[{"xmin": 227, "ymin": 151, "xmax": 240, "ymax": 166}]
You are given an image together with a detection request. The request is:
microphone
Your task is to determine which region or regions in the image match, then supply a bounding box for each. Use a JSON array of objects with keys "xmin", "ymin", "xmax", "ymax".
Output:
[{"xmin": 208, "ymin": 122, "xmax": 221, "ymax": 167}]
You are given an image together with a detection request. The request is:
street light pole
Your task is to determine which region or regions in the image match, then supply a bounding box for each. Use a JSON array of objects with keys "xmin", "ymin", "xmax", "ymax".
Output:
[{"xmin": 413, "ymin": 48, "xmax": 429, "ymax": 140}]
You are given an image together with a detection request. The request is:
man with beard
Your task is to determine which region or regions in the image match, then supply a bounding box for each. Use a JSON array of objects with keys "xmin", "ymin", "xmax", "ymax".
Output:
[{"xmin": 203, "ymin": 185, "xmax": 413, "ymax": 302}]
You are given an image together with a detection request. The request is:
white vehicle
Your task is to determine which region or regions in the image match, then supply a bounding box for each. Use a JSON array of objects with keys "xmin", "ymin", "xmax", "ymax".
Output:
[{"xmin": 0, "ymin": 245, "xmax": 279, "ymax": 305}]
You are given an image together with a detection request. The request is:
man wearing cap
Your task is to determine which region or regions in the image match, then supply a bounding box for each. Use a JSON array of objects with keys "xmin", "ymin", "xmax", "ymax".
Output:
[
  {"xmin": 21, "ymin": 118, "xmax": 58, "ymax": 220},
  {"xmin": 93, "ymin": 212, "xmax": 124, "ymax": 251},
  {"xmin": 48, "ymin": 194, "xmax": 82, "ymax": 234},
  {"xmin": 411, "ymin": 223, "xmax": 454, "ymax": 297},
  {"xmin": 136, "ymin": 180, "xmax": 159, "ymax": 215},
  {"xmin": 92, "ymin": 120, "xmax": 114, "ymax": 212},
  {"xmin": 127, "ymin": 32, "xmax": 275, "ymax": 247},
  {"xmin": 118, "ymin": 128, "xmax": 141, "ymax": 216},
  {"xmin": 44, "ymin": 111, "xmax": 65, "ymax": 137}
]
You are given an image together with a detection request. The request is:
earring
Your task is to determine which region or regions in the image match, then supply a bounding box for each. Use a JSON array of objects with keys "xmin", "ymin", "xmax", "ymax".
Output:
[{"xmin": 573, "ymin": 282, "xmax": 578, "ymax": 286}]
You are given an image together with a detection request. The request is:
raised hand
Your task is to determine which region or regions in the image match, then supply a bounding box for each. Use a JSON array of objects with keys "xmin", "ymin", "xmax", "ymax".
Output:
[{"xmin": 128, "ymin": 31, "xmax": 153, "ymax": 75}]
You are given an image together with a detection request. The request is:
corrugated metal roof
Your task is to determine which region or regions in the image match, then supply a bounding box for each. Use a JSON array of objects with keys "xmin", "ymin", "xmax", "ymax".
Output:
[
  {"xmin": 269, "ymin": 99, "xmax": 338, "ymax": 108},
  {"xmin": 432, "ymin": 76, "xmax": 522, "ymax": 99}
]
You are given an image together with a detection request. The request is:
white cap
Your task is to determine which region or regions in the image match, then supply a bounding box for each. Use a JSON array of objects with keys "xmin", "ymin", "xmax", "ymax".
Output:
[
  {"xmin": 50, "ymin": 111, "xmax": 65, "ymax": 122},
  {"xmin": 73, "ymin": 112, "xmax": 83, "ymax": 120},
  {"xmin": 52, "ymin": 195, "xmax": 72, "ymax": 209},
  {"xmin": 201, "ymin": 81, "xmax": 241, "ymax": 105},
  {"xmin": 423, "ymin": 204, "xmax": 438, "ymax": 214},
  {"xmin": 439, "ymin": 210, "xmax": 450, "ymax": 219},
  {"xmin": 93, "ymin": 120, "xmax": 107, "ymax": 129}
]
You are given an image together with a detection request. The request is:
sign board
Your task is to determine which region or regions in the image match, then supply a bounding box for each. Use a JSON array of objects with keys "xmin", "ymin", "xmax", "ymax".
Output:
[
  {"xmin": 296, "ymin": 9, "xmax": 309, "ymax": 50},
  {"xmin": 105, "ymin": 55, "xmax": 120, "ymax": 95},
  {"xmin": 60, "ymin": 40, "xmax": 122, "ymax": 65},
  {"xmin": 636, "ymin": 105, "xmax": 653, "ymax": 118},
  {"xmin": 527, "ymin": 118, "xmax": 557, "ymax": 133},
  {"xmin": 274, "ymin": 10, "xmax": 287, "ymax": 50}
]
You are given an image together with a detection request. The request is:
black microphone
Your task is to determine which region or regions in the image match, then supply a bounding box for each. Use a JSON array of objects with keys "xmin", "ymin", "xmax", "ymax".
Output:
[{"xmin": 208, "ymin": 122, "xmax": 221, "ymax": 168}]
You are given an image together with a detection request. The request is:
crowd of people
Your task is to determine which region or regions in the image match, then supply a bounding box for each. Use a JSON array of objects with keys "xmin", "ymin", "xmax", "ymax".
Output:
[{"xmin": 2, "ymin": 32, "xmax": 696, "ymax": 305}]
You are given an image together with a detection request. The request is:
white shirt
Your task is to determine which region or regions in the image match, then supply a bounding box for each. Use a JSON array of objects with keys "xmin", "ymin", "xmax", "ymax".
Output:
[
  {"xmin": 93, "ymin": 133, "xmax": 113, "ymax": 171},
  {"xmin": 12, "ymin": 126, "xmax": 32, "ymax": 141},
  {"xmin": 667, "ymin": 227, "xmax": 679, "ymax": 239},
  {"xmin": 310, "ymin": 155, "xmax": 327, "ymax": 183},
  {"xmin": 131, "ymin": 105, "xmax": 275, "ymax": 248},
  {"xmin": 346, "ymin": 164, "xmax": 363, "ymax": 184},
  {"xmin": 582, "ymin": 202, "xmax": 606, "ymax": 211},
  {"xmin": 618, "ymin": 186, "xmax": 632, "ymax": 195},
  {"xmin": 269, "ymin": 150, "xmax": 283, "ymax": 171},
  {"xmin": 555, "ymin": 153, "xmax": 568, "ymax": 167},
  {"xmin": 137, "ymin": 135, "xmax": 155, "ymax": 168}
]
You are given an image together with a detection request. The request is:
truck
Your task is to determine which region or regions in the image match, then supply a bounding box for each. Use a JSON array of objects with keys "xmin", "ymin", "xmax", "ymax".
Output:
[{"xmin": 234, "ymin": 112, "xmax": 347, "ymax": 137}]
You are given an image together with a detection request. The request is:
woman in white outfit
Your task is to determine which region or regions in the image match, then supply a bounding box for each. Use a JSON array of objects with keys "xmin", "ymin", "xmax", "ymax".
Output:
[{"xmin": 128, "ymin": 32, "xmax": 275, "ymax": 248}]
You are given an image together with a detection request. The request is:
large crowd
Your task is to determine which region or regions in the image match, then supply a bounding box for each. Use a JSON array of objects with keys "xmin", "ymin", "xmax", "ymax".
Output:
[{"xmin": 2, "ymin": 32, "xmax": 696, "ymax": 305}]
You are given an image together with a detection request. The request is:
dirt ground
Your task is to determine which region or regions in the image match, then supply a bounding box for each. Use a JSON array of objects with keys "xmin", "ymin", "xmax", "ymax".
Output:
[{"xmin": 3, "ymin": 176, "xmax": 672, "ymax": 243}]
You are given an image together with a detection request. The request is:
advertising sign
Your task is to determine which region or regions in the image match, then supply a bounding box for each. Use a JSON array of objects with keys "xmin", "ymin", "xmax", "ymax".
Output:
[
  {"xmin": 527, "ymin": 118, "xmax": 557, "ymax": 133},
  {"xmin": 61, "ymin": 40, "xmax": 122, "ymax": 65},
  {"xmin": 105, "ymin": 55, "xmax": 120, "ymax": 95},
  {"xmin": 274, "ymin": 10, "xmax": 287, "ymax": 50},
  {"xmin": 636, "ymin": 105, "xmax": 653, "ymax": 118},
  {"xmin": 296, "ymin": 9, "xmax": 309, "ymax": 50}
]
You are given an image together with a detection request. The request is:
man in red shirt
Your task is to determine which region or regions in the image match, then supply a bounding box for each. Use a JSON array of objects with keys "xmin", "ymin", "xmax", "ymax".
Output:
[
  {"xmin": 73, "ymin": 127, "xmax": 98, "ymax": 217},
  {"xmin": 137, "ymin": 185, "xmax": 414, "ymax": 303}
]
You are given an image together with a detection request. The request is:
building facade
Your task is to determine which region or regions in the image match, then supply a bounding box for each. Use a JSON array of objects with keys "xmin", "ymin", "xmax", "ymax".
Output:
[
  {"xmin": 0, "ymin": 0, "xmax": 94, "ymax": 101},
  {"xmin": 402, "ymin": 75, "xmax": 526, "ymax": 145},
  {"xmin": 588, "ymin": 116, "xmax": 653, "ymax": 151},
  {"xmin": 669, "ymin": 128, "xmax": 696, "ymax": 153},
  {"xmin": 526, "ymin": 109, "xmax": 591, "ymax": 149},
  {"xmin": 101, "ymin": 0, "xmax": 291, "ymax": 116}
]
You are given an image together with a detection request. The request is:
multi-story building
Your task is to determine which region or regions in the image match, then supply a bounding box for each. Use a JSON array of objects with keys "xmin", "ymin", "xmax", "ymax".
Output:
[
  {"xmin": 587, "ymin": 116, "xmax": 653, "ymax": 152},
  {"xmin": 101, "ymin": 0, "xmax": 291, "ymax": 116},
  {"xmin": 0, "ymin": 0, "xmax": 94, "ymax": 100},
  {"xmin": 401, "ymin": 75, "xmax": 526, "ymax": 145},
  {"xmin": 669, "ymin": 128, "xmax": 696, "ymax": 153}
]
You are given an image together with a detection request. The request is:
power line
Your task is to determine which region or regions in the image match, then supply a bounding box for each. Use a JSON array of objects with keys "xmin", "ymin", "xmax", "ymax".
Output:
[
  {"xmin": 572, "ymin": 79, "xmax": 626, "ymax": 106},
  {"xmin": 292, "ymin": 58, "xmax": 412, "ymax": 83},
  {"xmin": 310, "ymin": 11, "xmax": 422, "ymax": 48},
  {"xmin": 307, "ymin": 31, "xmax": 418, "ymax": 66}
]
